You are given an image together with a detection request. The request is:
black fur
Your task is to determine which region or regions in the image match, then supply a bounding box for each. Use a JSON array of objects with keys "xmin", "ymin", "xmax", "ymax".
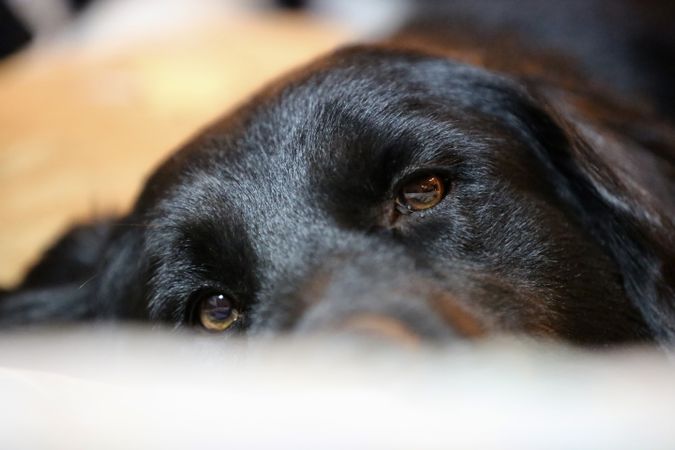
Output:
[{"xmin": 2, "ymin": 1, "xmax": 674, "ymax": 345}]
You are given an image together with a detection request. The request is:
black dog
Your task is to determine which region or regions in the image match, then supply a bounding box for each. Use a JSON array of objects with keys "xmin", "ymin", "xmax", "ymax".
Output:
[{"xmin": 2, "ymin": 0, "xmax": 674, "ymax": 346}]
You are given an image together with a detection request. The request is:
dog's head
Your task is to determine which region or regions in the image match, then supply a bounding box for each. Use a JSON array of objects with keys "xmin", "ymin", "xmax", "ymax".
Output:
[{"xmin": 8, "ymin": 46, "xmax": 675, "ymax": 345}]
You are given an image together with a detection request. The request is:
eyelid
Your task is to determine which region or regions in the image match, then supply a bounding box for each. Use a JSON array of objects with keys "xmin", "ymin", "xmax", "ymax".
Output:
[
  {"xmin": 390, "ymin": 166, "xmax": 455, "ymax": 198},
  {"xmin": 389, "ymin": 151, "xmax": 461, "ymax": 188}
]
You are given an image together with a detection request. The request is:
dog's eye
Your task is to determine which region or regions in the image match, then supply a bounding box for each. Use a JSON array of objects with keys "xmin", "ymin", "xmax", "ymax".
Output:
[
  {"xmin": 197, "ymin": 294, "xmax": 240, "ymax": 332},
  {"xmin": 396, "ymin": 174, "xmax": 446, "ymax": 213}
]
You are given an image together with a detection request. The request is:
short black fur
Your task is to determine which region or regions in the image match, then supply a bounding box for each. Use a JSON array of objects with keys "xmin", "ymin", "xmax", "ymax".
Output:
[{"xmin": 2, "ymin": 1, "xmax": 674, "ymax": 346}]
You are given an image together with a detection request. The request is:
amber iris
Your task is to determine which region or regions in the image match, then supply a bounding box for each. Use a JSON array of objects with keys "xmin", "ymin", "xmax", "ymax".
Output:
[
  {"xmin": 396, "ymin": 175, "xmax": 445, "ymax": 213},
  {"xmin": 198, "ymin": 294, "xmax": 240, "ymax": 332}
]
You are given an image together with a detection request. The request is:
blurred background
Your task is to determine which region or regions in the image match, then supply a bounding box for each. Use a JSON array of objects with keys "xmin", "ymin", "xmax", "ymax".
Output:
[
  {"xmin": 0, "ymin": 0, "xmax": 389, "ymax": 286},
  {"xmin": 3, "ymin": 5, "xmax": 675, "ymax": 448}
]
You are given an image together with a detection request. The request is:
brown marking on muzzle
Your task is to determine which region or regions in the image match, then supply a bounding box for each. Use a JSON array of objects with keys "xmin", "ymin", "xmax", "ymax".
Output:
[
  {"xmin": 338, "ymin": 314, "xmax": 422, "ymax": 347},
  {"xmin": 430, "ymin": 291, "xmax": 488, "ymax": 338}
]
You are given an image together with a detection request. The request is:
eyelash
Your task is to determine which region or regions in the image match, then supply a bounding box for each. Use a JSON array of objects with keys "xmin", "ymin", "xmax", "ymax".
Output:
[{"xmin": 391, "ymin": 166, "xmax": 454, "ymax": 195}]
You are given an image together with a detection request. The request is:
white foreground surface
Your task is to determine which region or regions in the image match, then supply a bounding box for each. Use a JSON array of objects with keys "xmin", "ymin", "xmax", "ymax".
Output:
[{"xmin": 0, "ymin": 327, "xmax": 674, "ymax": 449}]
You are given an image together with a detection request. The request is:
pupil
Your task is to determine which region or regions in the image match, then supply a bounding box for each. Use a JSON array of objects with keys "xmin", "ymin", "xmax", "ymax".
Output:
[
  {"xmin": 205, "ymin": 295, "xmax": 232, "ymax": 321},
  {"xmin": 209, "ymin": 308, "xmax": 232, "ymax": 321},
  {"xmin": 403, "ymin": 177, "xmax": 441, "ymax": 206}
]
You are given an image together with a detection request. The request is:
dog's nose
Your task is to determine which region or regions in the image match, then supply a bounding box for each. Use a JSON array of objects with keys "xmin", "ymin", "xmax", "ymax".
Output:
[{"xmin": 333, "ymin": 314, "xmax": 421, "ymax": 346}]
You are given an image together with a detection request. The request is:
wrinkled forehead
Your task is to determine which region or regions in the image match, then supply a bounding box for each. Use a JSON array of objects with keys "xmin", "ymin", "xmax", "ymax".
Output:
[
  {"xmin": 139, "ymin": 47, "xmax": 540, "ymax": 217},
  {"xmin": 208, "ymin": 50, "xmax": 530, "ymax": 155},
  {"xmin": 231, "ymin": 46, "xmax": 529, "ymax": 144}
]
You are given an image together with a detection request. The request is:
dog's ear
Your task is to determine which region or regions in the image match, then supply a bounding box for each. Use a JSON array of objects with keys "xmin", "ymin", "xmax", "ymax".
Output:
[
  {"xmin": 520, "ymin": 87, "xmax": 675, "ymax": 342},
  {"xmin": 17, "ymin": 221, "xmax": 114, "ymax": 290},
  {"xmin": 0, "ymin": 218, "xmax": 148, "ymax": 326},
  {"xmin": 0, "ymin": 221, "xmax": 112, "ymax": 326},
  {"xmin": 0, "ymin": 283, "xmax": 94, "ymax": 326}
]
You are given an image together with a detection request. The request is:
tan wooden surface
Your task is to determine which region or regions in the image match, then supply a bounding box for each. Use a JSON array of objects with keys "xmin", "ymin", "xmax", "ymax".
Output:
[{"xmin": 0, "ymin": 12, "xmax": 349, "ymax": 286}]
